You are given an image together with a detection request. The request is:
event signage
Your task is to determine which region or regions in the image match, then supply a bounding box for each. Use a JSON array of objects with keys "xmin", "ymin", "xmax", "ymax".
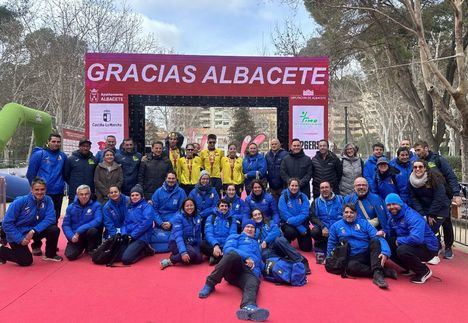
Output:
[{"xmin": 85, "ymin": 53, "xmax": 329, "ymax": 152}]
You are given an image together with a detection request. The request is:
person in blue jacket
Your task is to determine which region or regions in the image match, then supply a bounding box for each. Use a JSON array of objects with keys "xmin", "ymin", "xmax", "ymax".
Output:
[
  {"xmin": 398, "ymin": 139, "xmax": 418, "ymax": 162},
  {"xmin": 102, "ymin": 186, "xmax": 129, "ymax": 239},
  {"xmin": 160, "ymin": 198, "xmax": 203, "ymax": 269},
  {"xmin": 310, "ymin": 180, "xmax": 344, "ymax": 264},
  {"xmin": 278, "ymin": 178, "xmax": 312, "ymax": 252},
  {"xmin": 385, "ymin": 193, "xmax": 439, "ymax": 284},
  {"xmin": 152, "ymin": 171, "xmax": 187, "ymax": 230},
  {"xmin": 389, "ymin": 147, "xmax": 412, "ymax": 203},
  {"xmin": 201, "ymin": 199, "xmax": 237, "ymax": 265},
  {"xmin": 0, "ymin": 178, "xmax": 62, "ymax": 265},
  {"xmin": 244, "ymin": 179, "xmax": 280, "ymax": 225},
  {"xmin": 189, "ymin": 170, "xmax": 220, "ymax": 232},
  {"xmin": 265, "ymin": 138, "xmax": 288, "ymax": 201},
  {"xmin": 251, "ymin": 208, "xmax": 311, "ymax": 274},
  {"xmin": 369, "ymin": 157, "xmax": 401, "ymax": 200},
  {"xmin": 344, "ymin": 177, "xmax": 388, "ymax": 232},
  {"xmin": 198, "ymin": 219, "xmax": 270, "ymax": 322},
  {"xmin": 95, "ymin": 135, "xmax": 121, "ymax": 162},
  {"xmin": 327, "ymin": 203, "xmax": 396, "ymax": 289},
  {"xmin": 116, "ymin": 138, "xmax": 142, "ymax": 196},
  {"xmin": 63, "ymin": 138, "xmax": 97, "ymax": 204},
  {"xmin": 224, "ymin": 184, "xmax": 249, "ymax": 232},
  {"xmin": 242, "ymin": 142, "xmax": 267, "ymax": 195},
  {"xmin": 26, "ymin": 133, "xmax": 67, "ymax": 224},
  {"xmin": 62, "ymin": 185, "xmax": 103, "ymax": 261},
  {"xmin": 119, "ymin": 185, "xmax": 155, "ymax": 265},
  {"xmin": 363, "ymin": 142, "xmax": 385, "ymax": 185}
]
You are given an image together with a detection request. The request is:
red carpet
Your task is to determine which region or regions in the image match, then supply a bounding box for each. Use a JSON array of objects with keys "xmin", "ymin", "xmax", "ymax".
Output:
[{"xmin": 1, "ymin": 235, "xmax": 468, "ymax": 322}]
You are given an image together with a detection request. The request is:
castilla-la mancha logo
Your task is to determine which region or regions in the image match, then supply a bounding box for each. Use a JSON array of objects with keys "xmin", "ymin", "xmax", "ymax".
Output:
[{"xmin": 90, "ymin": 88, "xmax": 99, "ymax": 102}]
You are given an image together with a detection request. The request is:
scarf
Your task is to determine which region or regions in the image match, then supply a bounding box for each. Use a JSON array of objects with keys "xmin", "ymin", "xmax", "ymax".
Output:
[{"xmin": 409, "ymin": 172, "xmax": 428, "ymax": 188}]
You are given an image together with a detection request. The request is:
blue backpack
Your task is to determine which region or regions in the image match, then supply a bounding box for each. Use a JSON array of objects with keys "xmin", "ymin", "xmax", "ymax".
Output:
[{"xmin": 263, "ymin": 257, "xmax": 307, "ymax": 286}]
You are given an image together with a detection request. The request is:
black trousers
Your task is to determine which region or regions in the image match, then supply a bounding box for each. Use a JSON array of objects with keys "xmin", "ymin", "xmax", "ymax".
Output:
[
  {"xmin": 65, "ymin": 227, "xmax": 101, "ymax": 261},
  {"xmin": 282, "ymin": 223, "xmax": 312, "ymax": 252},
  {"xmin": 346, "ymin": 238, "xmax": 383, "ymax": 277},
  {"xmin": 387, "ymin": 237, "xmax": 437, "ymax": 276},
  {"xmin": 261, "ymin": 236, "xmax": 304, "ymax": 262},
  {"xmin": 200, "ymin": 240, "xmax": 223, "ymax": 260},
  {"xmin": 169, "ymin": 240, "xmax": 202, "ymax": 265},
  {"xmin": 310, "ymin": 226, "xmax": 328, "ymax": 253},
  {"xmin": 180, "ymin": 184, "xmax": 195, "ymax": 196},
  {"xmin": 442, "ymin": 216, "xmax": 454, "ymax": 249},
  {"xmin": 206, "ymin": 252, "xmax": 260, "ymax": 308},
  {"xmin": 0, "ymin": 225, "xmax": 60, "ymax": 266},
  {"xmin": 211, "ymin": 177, "xmax": 223, "ymax": 195},
  {"xmin": 48, "ymin": 194, "xmax": 64, "ymax": 223}
]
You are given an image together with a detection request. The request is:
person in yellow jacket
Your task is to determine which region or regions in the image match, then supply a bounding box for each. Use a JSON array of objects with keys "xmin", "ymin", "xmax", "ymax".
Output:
[
  {"xmin": 221, "ymin": 143, "xmax": 243, "ymax": 196},
  {"xmin": 177, "ymin": 143, "xmax": 203, "ymax": 195},
  {"xmin": 200, "ymin": 134, "xmax": 224, "ymax": 195}
]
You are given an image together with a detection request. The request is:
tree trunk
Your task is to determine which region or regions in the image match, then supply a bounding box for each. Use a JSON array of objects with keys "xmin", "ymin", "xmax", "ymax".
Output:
[{"xmin": 461, "ymin": 131, "xmax": 468, "ymax": 183}]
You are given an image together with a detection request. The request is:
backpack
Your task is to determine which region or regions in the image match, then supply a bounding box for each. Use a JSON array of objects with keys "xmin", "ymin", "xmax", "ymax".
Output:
[
  {"xmin": 92, "ymin": 234, "xmax": 129, "ymax": 266},
  {"xmin": 325, "ymin": 240, "xmax": 350, "ymax": 278},
  {"xmin": 263, "ymin": 257, "xmax": 307, "ymax": 286}
]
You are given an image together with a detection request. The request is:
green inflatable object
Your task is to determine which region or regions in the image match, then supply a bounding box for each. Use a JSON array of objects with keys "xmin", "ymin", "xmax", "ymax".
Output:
[{"xmin": 0, "ymin": 102, "xmax": 52, "ymax": 151}]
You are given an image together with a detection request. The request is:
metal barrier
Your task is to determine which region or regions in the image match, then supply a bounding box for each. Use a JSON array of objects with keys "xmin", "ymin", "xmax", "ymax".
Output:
[
  {"xmin": 0, "ymin": 176, "xmax": 6, "ymax": 221},
  {"xmin": 453, "ymin": 182, "xmax": 468, "ymax": 246}
]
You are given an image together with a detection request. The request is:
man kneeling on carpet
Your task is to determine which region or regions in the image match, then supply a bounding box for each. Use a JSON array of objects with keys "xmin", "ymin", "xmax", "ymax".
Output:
[
  {"xmin": 384, "ymin": 193, "xmax": 439, "ymax": 284},
  {"xmin": 0, "ymin": 177, "xmax": 62, "ymax": 265},
  {"xmin": 63, "ymin": 185, "xmax": 103, "ymax": 261},
  {"xmin": 327, "ymin": 203, "xmax": 397, "ymax": 289},
  {"xmin": 198, "ymin": 219, "xmax": 270, "ymax": 322}
]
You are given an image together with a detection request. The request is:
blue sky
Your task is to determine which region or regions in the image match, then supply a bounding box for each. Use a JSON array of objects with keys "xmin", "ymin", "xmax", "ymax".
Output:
[{"xmin": 131, "ymin": 0, "xmax": 319, "ymax": 55}]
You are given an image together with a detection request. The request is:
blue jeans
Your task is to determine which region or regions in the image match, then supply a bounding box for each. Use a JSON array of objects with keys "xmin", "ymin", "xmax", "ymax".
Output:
[{"xmin": 121, "ymin": 240, "xmax": 148, "ymax": 265}]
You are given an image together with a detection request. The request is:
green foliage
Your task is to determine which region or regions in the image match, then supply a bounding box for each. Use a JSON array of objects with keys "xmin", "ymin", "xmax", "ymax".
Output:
[{"xmin": 229, "ymin": 108, "xmax": 258, "ymax": 147}]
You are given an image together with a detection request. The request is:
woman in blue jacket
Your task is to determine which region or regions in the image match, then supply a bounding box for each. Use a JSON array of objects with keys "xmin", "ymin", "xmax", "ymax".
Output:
[
  {"xmin": 409, "ymin": 159, "xmax": 452, "ymax": 261},
  {"xmin": 244, "ymin": 179, "xmax": 279, "ymax": 224},
  {"xmin": 160, "ymin": 198, "xmax": 203, "ymax": 269},
  {"xmin": 251, "ymin": 208, "xmax": 310, "ymax": 274},
  {"xmin": 278, "ymin": 178, "xmax": 312, "ymax": 252},
  {"xmin": 370, "ymin": 157, "xmax": 401, "ymax": 200},
  {"xmin": 390, "ymin": 147, "xmax": 413, "ymax": 203},
  {"xmin": 242, "ymin": 143, "xmax": 267, "ymax": 195},
  {"xmin": 201, "ymin": 199, "xmax": 237, "ymax": 265},
  {"xmin": 189, "ymin": 170, "xmax": 220, "ymax": 233},
  {"xmin": 120, "ymin": 185, "xmax": 155, "ymax": 265},
  {"xmin": 102, "ymin": 186, "xmax": 129, "ymax": 239},
  {"xmin": 223, "ymin": 184, "xmax": 248, "ymax": 232}
]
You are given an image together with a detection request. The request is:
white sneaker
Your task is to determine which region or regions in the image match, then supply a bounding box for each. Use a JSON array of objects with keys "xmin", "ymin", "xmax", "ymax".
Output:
[{"xmin": 427, "ymin": 256, "xmax": 440, "ymax": 265}]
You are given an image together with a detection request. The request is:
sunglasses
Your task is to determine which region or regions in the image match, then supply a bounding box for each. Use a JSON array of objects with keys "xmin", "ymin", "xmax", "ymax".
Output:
[
  {"xmin": 208, "ymin": 141, "xmax": 216, "ymax": 144},
  {"xmin": 413, "ymin": 165, "xmax": 425, "ymax": 169},
  {"xmin": 186, "ymin": 148, "xmax": 194, "ymax": 151}
]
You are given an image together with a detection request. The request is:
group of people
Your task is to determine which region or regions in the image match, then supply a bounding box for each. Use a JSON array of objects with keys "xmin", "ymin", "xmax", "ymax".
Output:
[{"xmin": 0, "ymin": 132, "xmax": 464, "ymax": 322}]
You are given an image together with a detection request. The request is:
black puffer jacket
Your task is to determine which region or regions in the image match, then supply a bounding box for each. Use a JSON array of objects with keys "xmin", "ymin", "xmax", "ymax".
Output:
[
  {"xmin": 63, "ymin": 150, "xmax": 97, "ymax": 200},
  {"xmin": 280, "ymin": 149, "xmax": 313, "ymax": 198},
  {"xmin": 311, "ymin": 151, "xmax": 342, "ymax": 198},
  {"xmin": 138, "ymin": 153, "xmax": 174, "ymax": 200}
]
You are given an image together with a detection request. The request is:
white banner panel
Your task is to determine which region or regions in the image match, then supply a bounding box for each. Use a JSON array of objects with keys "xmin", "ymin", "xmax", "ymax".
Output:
[
  {"xmin": 291, "ymin": 105, "xmax": 325, "ymax": 158},
  {"xmin": 89, "ymin": 103, "xmax": 124, "ymax": 154}
]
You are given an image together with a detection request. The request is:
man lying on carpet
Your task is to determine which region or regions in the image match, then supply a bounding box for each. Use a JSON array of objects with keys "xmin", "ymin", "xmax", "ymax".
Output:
[
  {"xmin": 0, "ymin": 177, "xmax": 62, "ymax": 265},
  {"xmin": 198, "ymin": 219, "xmax": 270, "ymax": 322},
  {"xmin": 326, "ymin": 203, "xmax": 397, "ymax": 289}
]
